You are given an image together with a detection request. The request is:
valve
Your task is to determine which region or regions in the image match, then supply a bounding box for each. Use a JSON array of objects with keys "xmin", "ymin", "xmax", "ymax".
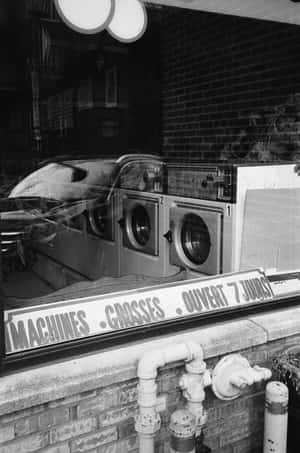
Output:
[
  {"xmin": 179, "ymin": 357, "xmax": 212, "ymax": 435},
  {"xmin": 211, "ymin": 353, "xmax": 272, "ymax": 400}
]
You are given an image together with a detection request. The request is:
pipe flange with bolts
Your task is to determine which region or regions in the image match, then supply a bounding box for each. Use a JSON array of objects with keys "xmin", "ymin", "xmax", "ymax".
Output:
[{"xmin": 135, "ymin": 411, "xmax": 161, "ymax": 435}]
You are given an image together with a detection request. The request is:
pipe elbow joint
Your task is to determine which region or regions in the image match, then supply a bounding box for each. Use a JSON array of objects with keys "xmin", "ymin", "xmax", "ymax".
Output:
[
  {"xmin": 137, "ymin": 350, "xmax": 166, "ymax": 380},
  {"xmin": 137, "ymin": 342, "xmax": 204, "ymax": 380},
  {"xmin": 185, "ymin": 341, "xmax": 204, "ymax": 363}
]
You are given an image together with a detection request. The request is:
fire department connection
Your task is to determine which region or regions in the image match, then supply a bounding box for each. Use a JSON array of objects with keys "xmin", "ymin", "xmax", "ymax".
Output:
[{"xmin": 135, "ymin": 342, "xmax": 288, "ymax": 453}]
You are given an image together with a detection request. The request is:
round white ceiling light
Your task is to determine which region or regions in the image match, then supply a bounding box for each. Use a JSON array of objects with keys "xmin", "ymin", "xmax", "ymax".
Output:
[
  {"xmin": 54, "ymin": 0, "xmax": 114, "ymax": 34},
  {"xmin": 107, "ymin": 0, "xmax": 147, "ymax": 42}
]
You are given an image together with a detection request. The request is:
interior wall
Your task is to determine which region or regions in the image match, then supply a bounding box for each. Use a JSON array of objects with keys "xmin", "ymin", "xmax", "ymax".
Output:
[{"xmin": 161, "ymin": 9, "xmax": 300, "ymax": 160}]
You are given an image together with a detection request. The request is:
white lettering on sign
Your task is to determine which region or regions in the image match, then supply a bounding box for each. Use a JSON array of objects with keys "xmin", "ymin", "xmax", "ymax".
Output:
[{"xmin": 5, "ymin": 269, "xmax": 274, "ymax": 354}]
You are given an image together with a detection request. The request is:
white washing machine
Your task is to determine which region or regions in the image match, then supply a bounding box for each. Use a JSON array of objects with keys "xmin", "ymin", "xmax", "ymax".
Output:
[
  {"xmin": 165, "ymin": 195, "xmax": 235, "ymax": 275},
  {"xmin": 119, "ymin": 189, "xmax": 178, "ymax": 277}
]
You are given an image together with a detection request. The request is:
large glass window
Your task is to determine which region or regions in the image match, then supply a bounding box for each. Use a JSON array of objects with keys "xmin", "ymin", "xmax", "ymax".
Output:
[{"xmin": 1, "ymin": 1, "xmax": 300, "ymax": 369}]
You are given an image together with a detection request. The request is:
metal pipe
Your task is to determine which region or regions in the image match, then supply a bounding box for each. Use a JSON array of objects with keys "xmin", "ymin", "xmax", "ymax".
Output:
[
  {"xmin": 179, "ymin": 354, "xmax": 212, "ymax": 438},
  {"xmin": 135, "ymin": 341, "xmax": 205, "ymax": 453},
  {"xmin": 263, "ymin": 381, "xmax": 288, "ymax": 453}
]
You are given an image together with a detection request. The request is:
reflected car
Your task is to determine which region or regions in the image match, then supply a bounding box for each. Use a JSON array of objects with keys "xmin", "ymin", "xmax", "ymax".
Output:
[{"xmin": 0, "ymin": 154, "xmax": 164, "ymax": 257}]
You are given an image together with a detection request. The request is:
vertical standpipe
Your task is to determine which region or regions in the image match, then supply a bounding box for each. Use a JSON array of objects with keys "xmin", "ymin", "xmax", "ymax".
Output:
[{"xmin": 264, "ymin": 381, "xmax": 288, "ymax": 453}]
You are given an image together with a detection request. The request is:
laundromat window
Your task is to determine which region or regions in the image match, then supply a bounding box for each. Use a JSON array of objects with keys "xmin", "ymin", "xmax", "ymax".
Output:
[{"xmin": 1, "ymin": 1, "xmax": 300, "ymax": 370}]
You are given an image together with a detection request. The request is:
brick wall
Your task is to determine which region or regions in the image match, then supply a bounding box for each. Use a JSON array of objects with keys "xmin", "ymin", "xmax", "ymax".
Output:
[
  {"xmin": 0, "ymin": 332, "xmax": 297, "ymax": 453},
  {"xmin": 161, "ymin": 9, "xmax": 300, "ymax": 160},
  {"xmin": 0, "ymin": 381, "xmax": 139, "ymax": 453}
]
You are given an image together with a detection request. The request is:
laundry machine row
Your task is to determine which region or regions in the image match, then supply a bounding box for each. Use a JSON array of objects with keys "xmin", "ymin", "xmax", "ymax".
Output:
[
  {"xmin": 60, "ymin": 187, "xmax": 174, "ymax": 279},
  {"xmin": 88, "ymin": 187, "xmax": 234, "ymax": 279},
  {"xmin": 39, "ymin": 161, "xmax": 300, "ymax": 281},
  {"xmin": 115, "ymin": 161, "xmax": 300, "ymax": 278}
]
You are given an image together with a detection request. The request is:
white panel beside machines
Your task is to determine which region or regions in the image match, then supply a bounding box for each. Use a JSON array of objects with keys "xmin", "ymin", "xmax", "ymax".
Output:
[{"xmin": 235, "ymin": 164, "xmax": 300, "ymax": 272}]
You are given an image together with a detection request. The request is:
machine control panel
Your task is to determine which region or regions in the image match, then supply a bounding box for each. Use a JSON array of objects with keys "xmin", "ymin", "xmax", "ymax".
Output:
[
  {"xmin": 118, "ymin": 161, "xmax": 165, "ymax": 193},
  {"xmin": 167, "ymin": 163, "xmax": 235, "ymax": 202}
]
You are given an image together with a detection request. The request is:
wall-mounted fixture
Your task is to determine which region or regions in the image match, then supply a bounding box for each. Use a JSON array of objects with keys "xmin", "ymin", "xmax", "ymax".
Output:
[
  {"xmin": 54, "ymin": 0, "xmax": 114, "ymax": 34},
  {"xmin": 54, "ymin": 0, "xmax": 147, "ymax": 42},
  {"xmin": 211, "ymin": 353, "xmax": 272, "ymax": 400},
  {"xmin": 107, "ymin": 0, "xmax": 147, "ymax": 43},
  {"xmin": 136, "ymin": 345, "xmax": 272, "ymax": 453}
]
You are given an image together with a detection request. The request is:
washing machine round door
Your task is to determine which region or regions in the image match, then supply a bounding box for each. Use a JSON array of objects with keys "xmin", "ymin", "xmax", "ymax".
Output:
[
  {"xmin": 131, "ymin": 205, "xmax": 151, "ymax": 246},
  {"xmin": 88, "ymin": 202, "xmax": 114, "ymax": 241},
  {"xmin": 89, "ymin": 205, "xmax": 107, "ymax": 237},
  {"xmin": 181, "ymin": 213, "xmax": 211, "ymax": 265}
]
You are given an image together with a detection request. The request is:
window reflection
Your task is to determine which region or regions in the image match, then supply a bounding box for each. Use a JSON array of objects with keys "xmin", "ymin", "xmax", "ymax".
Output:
[{"xmin": 0, "ymin": 1, "xmax": 163, "ymax": 309}]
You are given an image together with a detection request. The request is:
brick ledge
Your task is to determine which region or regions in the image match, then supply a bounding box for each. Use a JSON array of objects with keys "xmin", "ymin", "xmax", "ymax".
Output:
[{"xmin": 0, "ymin": 306, "xmax": 300, "ymax": 416}]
